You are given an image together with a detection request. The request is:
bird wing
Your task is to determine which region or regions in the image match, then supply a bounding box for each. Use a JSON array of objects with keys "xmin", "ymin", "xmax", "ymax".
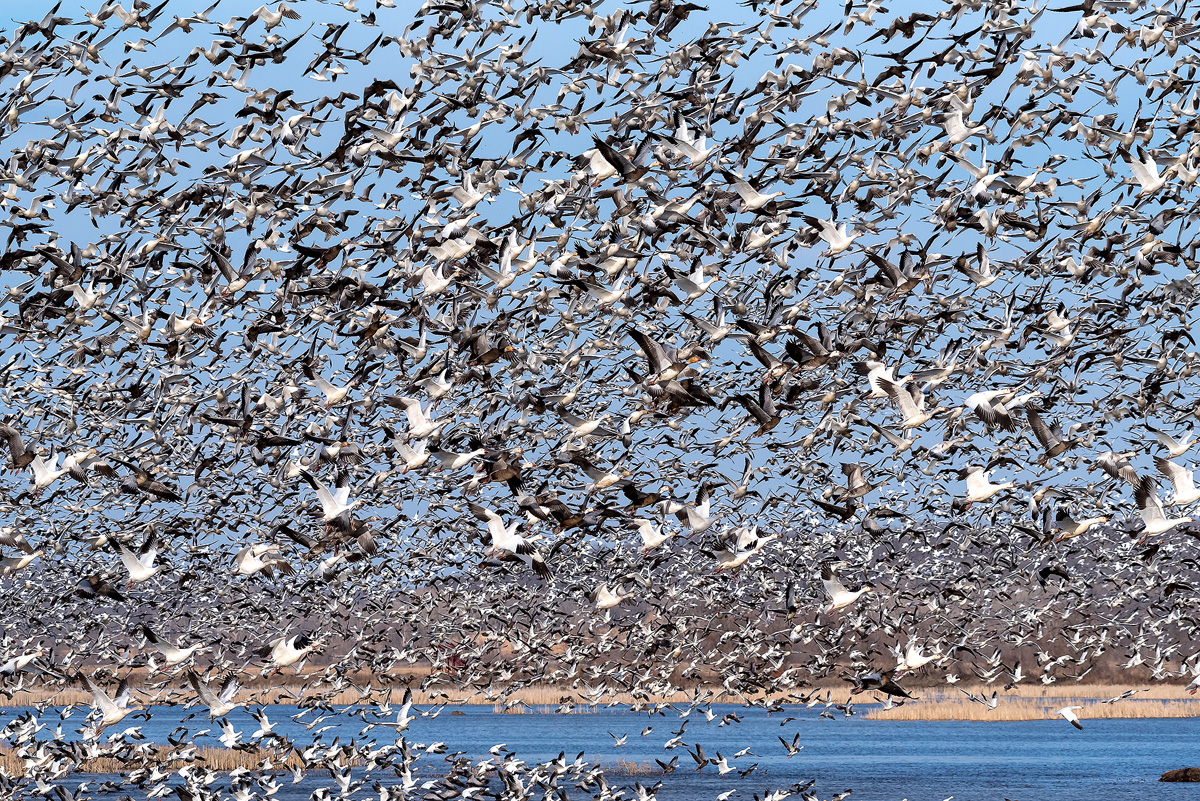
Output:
[
  {"xmin": 1155, "ymin": 456, "xmax": 1191, "ymax": 493},
  {"xmin": 218, "ymin": 673, "xmax": 241, "ymax": 703},
  {"xmin": 79, "ymin": 674, "xmax": 119, "ymax": 716},
  {"xmin": 116, "ymin": 541, "xmax": 147, "ymax": 577},
  {"xmin": 188, "ymin": 671, "xmax": 221, "ymax": 708},
  {"xmin": 821, "ymin": 564, "xmax": 848, "ymax": 598},
  {"xmin": 299, "ymin": 471, "xmax": 337, "ymax": 515}
]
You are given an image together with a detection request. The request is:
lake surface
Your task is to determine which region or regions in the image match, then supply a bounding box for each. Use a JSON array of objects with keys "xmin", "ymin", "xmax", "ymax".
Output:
[{"xmin": 7, "ymin": 703, "xmax": 1199, "ymax": 800}]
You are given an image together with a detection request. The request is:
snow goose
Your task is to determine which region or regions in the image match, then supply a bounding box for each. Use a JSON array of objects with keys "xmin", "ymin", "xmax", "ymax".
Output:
[
  {"xmin": 812, "ymin": 217, "xmax": 862, "ymax": 256},
  {"xmin": 114, "ymin": 531, "xmax": 161, "ymax": 585},
  {"xmin": 822, "ymin": 562, "xmax": 873, "ymax": 612},
  {"xmin": 559, "ymin": 411, "xmax": 617, "ymax": 441},
  {"xmin": 258, "ymin": 633, "xmax": 321, "ymax": 671},
  {"xmin": 233, "ymin": 542, "xmax": 294, "ymax": 577},
  {"xmin": 631, "ymin": 519, "xmax": 673, "ymax": 554},
  {"xmin": 1147, "ymin": 424, "xmax": 1193, "ymax": 458},
  {"xmin": 964, "ymin": 389, "xmax": 1019, "ymax": 432},
  {"xmin": 1026, "ymin": 407, "xmax": 1074, "ymax": 463},
  {"xmin": 250, "ymin": 707, "xmax": 279, "ymax": 740},
  {"xmin": 1134, "ymin": 475, "xmax": 1193, "ymax": 539},
  {"xmin": 956, "ymin": 242, "xmax": 999, "ymax": 287},
  {"xmin": 590, "ymin": 584, "xmax": 633, "ymax": 610},
  {"xmin": 941, "ymin": 95, "xmax": 985, "ymax": 144},
  {"xmin": 721, "ymin": 170, "xmax": 783, "ymax": 211},
  {"xmin": 880, "ymin": 378, "xmax": 947, "ymax": 429},
  {"xmin": 187, "ymin": 671, "xmax": 241, "ymax": 718},
  {"xmin": 667, "ymin": 261, "xmax": 716, "ymax": 301},
  {"xmin": 300, "ymin": 469, "xmax": 364, "ymax": 531},
  {"xmin": 563, "ymin": 453, "xmax": 629, "ymax": 491},
  {"xmin": 301, "ymin": 364, "xmax": 354, "ymax": 408},
  {"xmin": 1054, "ymin": 510, "xmax": 1110, "ymax": 542},
  {"xmin": 470, "ymin": 503, "xmax": 551, "ymax": 579},
  {"xmin": 958, "ymin": 466, "xmax": 1014, "ymax": 507},
  {"xmin": 140, "ymin": 625, "xmax": 207, "ymax": 669},
  {"xmin": 28, "ymin": 452, "xmax": 69, "ymax": 495},
  {"xmin": 389, "ymin": 396, "xmax": 443, "ymax": 440},
  {"xmin": 670, "ymin": 483, "xmax": 713, "ymax": 534},
  {"xmin": 393, "ymin": 437, "xmax": 430, "ymax": 473},
  {"xmin": 0, "ymin": 549, "xmax": 41, "ymax": 575},
  {"xmin": 0, "ymin": 647, "xmax": 44, "ymax": 676},
  {"xmin": 1122, "ymin": 145, "xmax": 1167, "ymax": 196},
  {"xmin": 854, "ymin": 359, "xmax": 899, "ymax": 399},
  {"xmin": 63, "ymin": 449, "xmax": 117, "ymax": 484},
  {"xmin": 0, "ymin": 422, "xmax": 33, "ymax": 470},
  {"xmin": 711, "ymin": 526, "xmax": 776, "ymax": 572},
  {"xmin": 79, "ymin": 674, "xmax": 140, "ymax": 734},
  {"xmin": 1155, "ymin": 456, "xmax": 1200, "ymax": 506},
  {"xmin": 428, "ymin": 446, "xmax": 485, "ymax": 471},
  {"xmin": 376, "ymin": 688, "xmax": 415, "ymax": 731},
  {"xmin": 0, "ymin": 527, "xmax": 34, "ymax": 554},
  {"xmin": 1055, "ymin": 705, "xmax": 1084, "ymax": 730},
  {"xmin": 896, "ymin": 641, "xmax": 939, "ymax": 672}
]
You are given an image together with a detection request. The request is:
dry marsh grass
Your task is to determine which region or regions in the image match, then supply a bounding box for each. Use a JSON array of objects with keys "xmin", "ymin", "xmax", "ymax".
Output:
[
  {"xmin": 863, "ymin": 686, "xmax": 1200, "ymax": 721},
  {"xmin": 0, "ymin": 745, "xmax": 317, "ymax": 775},
  {"xmin": 7, "ymin": 676, "xmax": 1200, "ymax": 722},
  {"xmin": 0, "ymin": 681, "xmax": 693, "ymax": 709}
]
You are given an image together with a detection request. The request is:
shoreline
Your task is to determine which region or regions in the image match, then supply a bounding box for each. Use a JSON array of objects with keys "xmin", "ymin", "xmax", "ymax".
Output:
[{"xmin": 2, "ymin": 679, "xmax": 1199, "ymax": 721}]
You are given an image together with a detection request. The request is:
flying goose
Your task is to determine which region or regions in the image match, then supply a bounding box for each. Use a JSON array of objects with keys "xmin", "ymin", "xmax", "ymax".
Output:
[
  {"xmin": 388, "ymin": 396, "xmax": 444, "ymax": 440},
  {"xmin": 1054, "ymin": 510, "xmax": 1110, "ymax": 542},
  {"xmin": 964, "ymin": 389, "xmax": 1019, "ymax": 432},
  {"xmin": 1147, "ymin": 424, "xmax": 1194, "ymax": 458},
  {"xmin": 258, "ymin": 633, "xmax": 321, "ymax": 671},
  {"xmin": 187, "ymin": 671, "xmax": 241, "ymax": 718},
  {"xmin": 958, "ymin": 466, "xmax": 1014, "ymax": 506},
  {"xmin": 79, "ymin": 674, "xmax": 140, "ymax": 734},
  {"xmin": 29, "ymin": 452, "xmax": 70, "ymax": 495},
  {"xmin": 721, "ymin": 170, "xmax": 783, "ymax": 211},
  {"xmin": 628, "ymin": 329, "xmax": 704, "ymax": 383},
  {"xmin": 1055, "ymin": 706, "xmax": 1084, "ymax": 730},
  {"xmin": 1134, "ymin": 475, "xmax": 1193, "ymax": 539},
  {"xmin": 833, "ymin": 463, "xmax": 879, "ymax": 501},
  {"xmin": 233, "ymin": 542, "xmax": 295, "ymax": 577},
  {"xmin": 300, "ymin": 469, "xmax": 364, "ymax": 531},
  {"xmin": 880, "ymin": 378, "xmax": 946, "ymax": 429},
  {"xmin": 1155, "ymin": 456, "xmax": 1200, "ymax": 506},
  {"xmin": 470, "ymin": 503, "xmax": 551, "ymax": 579},
  {"xmin": 631, "ymin": 519, "xmax": 674, "ymax": 554},
  {"xmin": 0, "ymin": 549, "xmax": 43, "ymax": 575},
  {"xmin": 896, "ymin": 641, "xmax": 939, "ymax": 672},
  {"xmin": 1026, "ymin": 407, "xmax": 1073, "ymax": 462},
  {"xmin": 0, "ymin": 647, "xmax": 45, "ymax": 677},
  {"xmin": 590, "ymin": 584, "xmax": 633, "ymax": 609},
  {"xmin": 139, "ymin": 626, "xmax": 207, "ymax": 669},
  {"xmin": 0, "ymin": 423, "xmax": 34, "ymax": 470},
  {"xmin": 302, "ymin": 364, "xmax": 355, "ymax": 408},
  {"xmin": 1122, "ymin": 145, "xmax": 1167, "ymax": 196},
  {"xmin": 845, "ymin": 668, "xmax": 913, "ymax": 699},
  {"xmin": 114, "ymin": 532, "xmax": 162, "ymax": 585},
  {"xmin": 711, "ymin": 525, "xmax": 776, "ymax": 571},
  {"xmin": 822, "ymin": 562, "xmax": 873, "ymax": 612}
]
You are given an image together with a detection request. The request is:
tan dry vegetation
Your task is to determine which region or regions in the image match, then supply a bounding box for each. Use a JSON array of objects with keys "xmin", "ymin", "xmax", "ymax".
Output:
[
  {"xmin": 0, "ymin": 679, "xmax": 697, "ymax": 709},
  {"xmin": 863, "ymin": 684, "xmax": 1200, "ymax": 721},
  {"xmin": 0, "ymin": 746, "xmax": 321, "ymax": 775},
  {"xmin": 7, "ymin": 676, "xmax": 1200, "ymax": 722}
]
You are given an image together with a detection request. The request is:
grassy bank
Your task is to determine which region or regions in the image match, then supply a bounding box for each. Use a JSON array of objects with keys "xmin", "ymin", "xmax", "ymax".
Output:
[
  {"xmin": 862, "ymin": 684, "xmax": 1200, "ymax": 721},
  {"xmin": 5, "ymin": 677, "xmax": 1200, "ymax": 721},
  {"xmin": 0, "ymin": 745, "xmax": 314, "ymax": 775}
]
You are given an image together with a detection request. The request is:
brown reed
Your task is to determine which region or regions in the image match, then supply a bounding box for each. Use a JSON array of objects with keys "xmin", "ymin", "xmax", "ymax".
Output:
[{"xmin": 0, "ymin": 745, "xmax": 327, "ymax": 775}]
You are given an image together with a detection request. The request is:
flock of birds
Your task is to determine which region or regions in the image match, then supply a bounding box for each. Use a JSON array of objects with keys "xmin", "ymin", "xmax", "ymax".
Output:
[{"xmin": 1, "ymin": 0, "xmax": 1200, "ymax": 797}]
